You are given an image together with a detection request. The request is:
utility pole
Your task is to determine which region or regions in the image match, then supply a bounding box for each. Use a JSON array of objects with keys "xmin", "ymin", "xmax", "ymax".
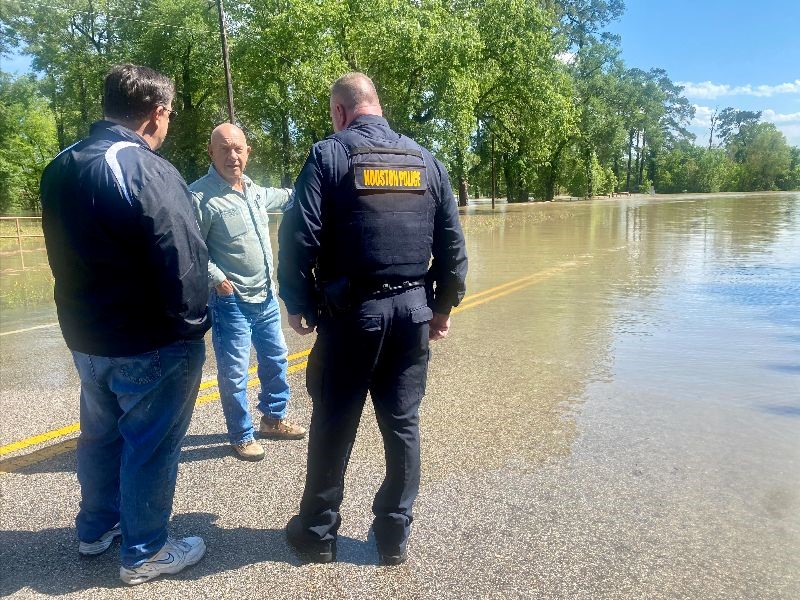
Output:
[
  {"xmin": 491, "ymin": 132, "xmax": 496, "ymax": 210},
  {"xmin": 216, "ymin": 0, "xmax": 235, "ymax": 123}
]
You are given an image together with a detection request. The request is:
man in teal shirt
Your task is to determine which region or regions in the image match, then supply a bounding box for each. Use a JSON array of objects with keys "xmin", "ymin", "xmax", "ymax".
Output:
[{"xmin": 190, "ymin": 123, "xmax": 305, "ymax": 461}]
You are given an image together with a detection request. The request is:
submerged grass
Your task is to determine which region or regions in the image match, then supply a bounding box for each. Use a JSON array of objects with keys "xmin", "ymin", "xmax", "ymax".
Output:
[
  {"xmin": 0, "ymin": 268, "xmax": 54, "ymax": 309},
  {"xmin": 460, "ymin": 204, "xmax": 576, "ymax": 235}
]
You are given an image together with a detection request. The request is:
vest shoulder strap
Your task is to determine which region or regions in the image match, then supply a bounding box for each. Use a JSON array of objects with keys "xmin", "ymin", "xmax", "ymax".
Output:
[{"xmin": 350, "ymin": 146, "xmax": 423, "ymax": 158}]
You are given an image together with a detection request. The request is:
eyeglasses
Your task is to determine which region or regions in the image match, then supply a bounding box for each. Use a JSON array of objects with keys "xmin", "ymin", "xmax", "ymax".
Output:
[{"xmin": 161, "ymin": 106, "xmax": 178, "ymax": 122}]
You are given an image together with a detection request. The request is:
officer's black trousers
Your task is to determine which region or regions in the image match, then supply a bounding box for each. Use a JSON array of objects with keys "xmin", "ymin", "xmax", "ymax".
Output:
[{"xmin": 299, "ymin": 285, "xmax": 432, "ymax": 553}]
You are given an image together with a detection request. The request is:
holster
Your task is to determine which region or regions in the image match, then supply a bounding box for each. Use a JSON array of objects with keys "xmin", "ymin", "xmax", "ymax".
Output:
[{"xmin": 321, "ymin": 276, "xmax": 352, "ymax": 314}]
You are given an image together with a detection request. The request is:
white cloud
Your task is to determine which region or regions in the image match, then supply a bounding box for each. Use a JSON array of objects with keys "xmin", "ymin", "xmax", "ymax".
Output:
[
  {"xmin": 777, "ymin": 124, "xmax": 800, "ymax": 146},
  {"xmin": 692, "ymin": 104, "xmax": 714, "ymax": 127},
  {"xmin": 681, "ymin": 82, "xmax": 732, "ymax": 100},
  {"xmin": 762, "ymin": 109, "xmax": 800, "ymax": 123},
  {"xmin": 688, "ymin": 106, "xmax": 800, "ymax": 146},
  {"xmin": 678, "ymin": 79, "xmax": 800, "ymax": 99},
  {"xmin": 690, "ymin": 105, "xmax": 800, "ymax": 129}
]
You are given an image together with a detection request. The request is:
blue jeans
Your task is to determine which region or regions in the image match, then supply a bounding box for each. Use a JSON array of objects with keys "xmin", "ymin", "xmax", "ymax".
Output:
[
  {"xmin": 210, "ymin": 289, "xmax": 290, "ymax": 444},
  {"xmin": 71, "ymin": 339, "xmax": 205, "ymax": 568}
]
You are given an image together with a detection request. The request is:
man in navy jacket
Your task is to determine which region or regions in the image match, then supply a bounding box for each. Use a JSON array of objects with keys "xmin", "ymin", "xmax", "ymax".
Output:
[{"xmin": 40, "ymin": 64, "xmax": 210, "ymax": 585}]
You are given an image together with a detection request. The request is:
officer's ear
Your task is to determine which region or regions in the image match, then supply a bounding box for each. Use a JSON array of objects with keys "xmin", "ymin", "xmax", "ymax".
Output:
[
  {"xmin": 331, "ymin": 103, "xmax": 346, "ymax": 131},
  {"xmin": 207, "ymin": 143, "xmax": 213, "ymax": 160}
]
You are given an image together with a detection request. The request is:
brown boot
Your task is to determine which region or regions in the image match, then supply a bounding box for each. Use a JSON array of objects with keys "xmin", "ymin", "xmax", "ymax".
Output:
[
  {"xmin": 259, "ymin": 417, "xmax": 306, "ymax": 440},
  {"xmin": 232, "ymin": 439, "xmax": 265, "ymax": 461}
]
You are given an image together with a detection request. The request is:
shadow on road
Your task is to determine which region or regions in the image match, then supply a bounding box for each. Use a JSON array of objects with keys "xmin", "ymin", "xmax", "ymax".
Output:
[
  {"xmin": 179, "ymin": 432, "xmax": 236, "ymax": 463},
  {"xmin": 0, "ymin": 432, "xmax": 250, "ymax": 475},
  {"xmin": 0, "ymin": 512, "xmax": 375, "ymax": 596}
]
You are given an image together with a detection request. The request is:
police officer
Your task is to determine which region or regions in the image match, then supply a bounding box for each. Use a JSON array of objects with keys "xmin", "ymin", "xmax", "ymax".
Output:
[{"xmin": 277, "ymin": 72, "xmax": 468, "ymax": 565}]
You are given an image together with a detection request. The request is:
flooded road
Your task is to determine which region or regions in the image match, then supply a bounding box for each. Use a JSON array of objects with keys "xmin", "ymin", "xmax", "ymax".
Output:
[{"xmin": 1, "ymin": 192, "xmax": 798, "ymax": 598}]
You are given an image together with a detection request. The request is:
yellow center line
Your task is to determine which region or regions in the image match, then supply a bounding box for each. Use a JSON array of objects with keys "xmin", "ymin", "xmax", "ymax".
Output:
[
  {"xmin": 0, "ymin": 259, "xmax": 583, "ymax": 469},
  {"xmin": 197, "ymin": 349, "xmax": 311, "ymax": 391},
  {"xmin": 0, "ymin": 423, "xmax": 81, "ymax": 455},
  {"xmin": 0, "ymin": 322, "xmax": 59, "ymax": 336},
  {"xmin": 0, "ymin": 353, "xmax": 310, "ymax": 457},
  {"xmin": 196, "ymin": 361, "xmax": 308, "ymax": 407},
  {"xmin": 453, "ymin": 262, "xmax": 583, "ymax": 314},
  {"xmin": 454, "ymin": 263, "xmax": 577, "ymax": 306}
]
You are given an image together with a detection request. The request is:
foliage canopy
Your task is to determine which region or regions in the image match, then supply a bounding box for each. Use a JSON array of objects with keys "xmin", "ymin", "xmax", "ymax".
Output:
[{"xmin": 0, "ymin": 0, "xmax": 797, "ymax": 213}]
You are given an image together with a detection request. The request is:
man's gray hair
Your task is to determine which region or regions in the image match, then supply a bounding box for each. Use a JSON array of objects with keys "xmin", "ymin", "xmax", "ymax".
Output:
[
  {"xmin": 103, "ymin": 64, "xmax": 175, "ymax": 122},
  {"xmin": 330, "ymin": 72, "xmax": 380, "ymax": 110}
]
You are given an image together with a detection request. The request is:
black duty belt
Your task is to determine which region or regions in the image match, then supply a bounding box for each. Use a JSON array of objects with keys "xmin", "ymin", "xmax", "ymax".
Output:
[{"xmin": 357, "ymin": 279, "xmax": 425, "ymax": 297}]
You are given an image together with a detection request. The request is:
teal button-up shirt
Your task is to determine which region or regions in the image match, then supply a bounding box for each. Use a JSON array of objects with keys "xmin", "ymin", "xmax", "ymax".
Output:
[{"xmin": 189, "ymin": 165, "xmax": 292, "ymax": 303}]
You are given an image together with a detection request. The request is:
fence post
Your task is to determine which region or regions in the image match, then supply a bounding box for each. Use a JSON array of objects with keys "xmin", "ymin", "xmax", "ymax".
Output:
[{"xmin": 15, "ymin": 217, "xmax": 25, "ymax": 270}]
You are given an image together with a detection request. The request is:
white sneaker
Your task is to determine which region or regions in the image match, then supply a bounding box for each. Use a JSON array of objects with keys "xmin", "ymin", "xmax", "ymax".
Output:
[
  {"xmin": 119, "ymin": 536, "xmax": 206, "ymax": 585},
  {"xmin": 78, "ymin": 523, "xmax": 121, "ymax": 555}
]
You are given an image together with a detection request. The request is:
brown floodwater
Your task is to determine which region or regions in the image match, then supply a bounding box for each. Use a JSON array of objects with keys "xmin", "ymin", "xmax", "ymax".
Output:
[
  {"xmin": 0, "ymin": 192, "xmax": 798, "ymax": 597},
  {"xmin": 411, "ymin": 192, "xmax": 798, "ymax": 597}
]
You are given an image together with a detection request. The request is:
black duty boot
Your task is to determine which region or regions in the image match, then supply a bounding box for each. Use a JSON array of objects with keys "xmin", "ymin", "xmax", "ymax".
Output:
[
  {"xmin": 378, "ymin": 549, "xmax": 408, "ymax": 566},
  {"xmin": 286, "ymin": 515, "xmax": 336, "ymax": 564}
]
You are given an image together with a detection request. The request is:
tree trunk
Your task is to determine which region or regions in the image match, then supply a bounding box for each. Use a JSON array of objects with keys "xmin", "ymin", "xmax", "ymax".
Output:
[
  {"xmin": 633, "ymin": 130, "xmax": 641, "ymax": 190},
  {"xmin": 459, "ymin": 179, "xmax": 468, "ymax": 207},
  {"xmin": 455, "ymin": 147, "xmax": 467, "ymax": 206},
  {"xmin": 584, "ymin": 146, "xmax": 593, "ymax": 198},
  {"xmin": 182, "ymin": 44, "xmax": 194, "ymax": 111},
  {"xmin": 708, "ymin": 109, "xmax": 717, "ymax": 149},
  {"xmin": 281, "ymin": 113, "xmax": 292, "ymax": 187},
  {"xmin": 625, "ymin": 129, "xmax": 634, "ymax": 192},
  {"xmin": 502, "ymin": 154, "xmax": 516, "ymax": 203},
  {"xmin": 638, "ymin": 132, "xmax": 647, "ymax": 190},
  {"xmin": 51, "ymin": 89, "xmax": 67, "ymax": 150},
  {"xmin": 544, "ymin": 143, "xmax": 565, "ymax": 201},
  {"xmin": 78, "ymin": 76, "xmax": 90, "ymax": 134}
]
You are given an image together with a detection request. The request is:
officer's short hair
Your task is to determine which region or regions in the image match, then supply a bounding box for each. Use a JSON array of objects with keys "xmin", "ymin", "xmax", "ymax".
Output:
[
  {"xmin": 103, "ymin": 64, "xmax": 175, "ymax": 122},
  {"xmin": 331, "ymin": 72, "xmax": 379, "ymax": 110}
]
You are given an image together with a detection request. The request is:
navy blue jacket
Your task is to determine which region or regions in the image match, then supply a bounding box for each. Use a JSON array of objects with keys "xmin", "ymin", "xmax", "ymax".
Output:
[
  {"xmin": 278, "ymin": 115, "xmax": 467, "ymax": 317},
  {"xmin": 41, "ymin": 120, "xmax": 210, "ymax": 356}
]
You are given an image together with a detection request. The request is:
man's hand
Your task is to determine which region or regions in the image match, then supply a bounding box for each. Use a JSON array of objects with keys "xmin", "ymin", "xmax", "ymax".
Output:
[
  {"xmin": 429, "ymin": 312, "xmax": 450, "ymax": 341},
  {"xmin": 215, "ymin": 279, "xmax": 235, "ymax": 296},
  {"xmin": 289, "ymin": 313, "xmax": 316, "ymax": 335}
]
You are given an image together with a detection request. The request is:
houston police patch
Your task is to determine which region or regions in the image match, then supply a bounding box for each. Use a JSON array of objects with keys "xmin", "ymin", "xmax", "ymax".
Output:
[{"xmin": 354, "ymin": 166, "xmax": 428, "ymax": 191}]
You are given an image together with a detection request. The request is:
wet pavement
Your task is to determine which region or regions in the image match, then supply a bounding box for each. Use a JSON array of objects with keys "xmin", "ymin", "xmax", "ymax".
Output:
[{"xmin": 1, "ymin": 192, "xmax": 798, "ymax": 598}]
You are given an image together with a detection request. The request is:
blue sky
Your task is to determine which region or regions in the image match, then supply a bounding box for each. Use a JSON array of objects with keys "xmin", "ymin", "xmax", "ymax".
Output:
[
  {"xmin": 2, "ymin": 52, "xmax": 32, "ymax": 74},
  {"xmin": 608, "ymin": 0, "xmax": 800, "ymax": 146},
  {"xmin": 4, "ymin": 1, "xmax": 799, "ymax": 146}
]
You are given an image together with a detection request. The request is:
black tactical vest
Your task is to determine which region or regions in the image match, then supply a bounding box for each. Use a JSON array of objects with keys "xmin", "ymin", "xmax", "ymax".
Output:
[{"xmin": 322, "ymin": 129, "xmax": 436, "ymax": 282}]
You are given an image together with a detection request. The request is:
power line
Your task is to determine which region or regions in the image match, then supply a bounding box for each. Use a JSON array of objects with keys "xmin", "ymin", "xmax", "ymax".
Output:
[{"xmin": 1, "ymin": 0, "xmax": 209, "ymax": 33}]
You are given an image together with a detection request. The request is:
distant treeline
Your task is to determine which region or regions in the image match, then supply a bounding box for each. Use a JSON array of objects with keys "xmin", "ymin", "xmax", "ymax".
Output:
[{"xmin": 1, "ymin": 0, "xmax": 798, "ymax": 214}]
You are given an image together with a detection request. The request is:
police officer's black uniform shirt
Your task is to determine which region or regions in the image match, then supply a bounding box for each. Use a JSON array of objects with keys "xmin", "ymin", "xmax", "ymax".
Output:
[{"xmin": 278, "ymin": 115, "xmax": 467, "ymax": 319}]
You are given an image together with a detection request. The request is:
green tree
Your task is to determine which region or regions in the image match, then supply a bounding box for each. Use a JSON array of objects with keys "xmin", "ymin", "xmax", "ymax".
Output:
[
  {"xmin": 0, "ymin": 73, "xmax": 58, "ymax": 213},
  {"xmin": 473, "ymin": 0, "xmax": 576, "ymax": 202},
  {"xmin": 730, "ymin": 122, "xmax": 791, "ymax": 190},
  {"xmin": 118, "ymin": 0, "xmax": 224, "ymax": 183},
  {"xmin": 234, "ymin": 0, "xmax": 485, "ymax": 193},
  {"xmin": 782, "ymin": 146, "xmax": 800, "ymax": 190},
  {"xmin": 716, "ymin": 107, "xmax": 761, "ymax": 146},
  {"xmin": 6, "ymin": 0, "xmax": 787, "ymax": 206},
  {"xmin": 1, "ymin": 0, "xmax": 117, "ymax": 148},
  {"xmin": 561, "ymin": 42, "xmax": 625, "ymax": 198},
  {"xmin": 2, "ymin": 0, "xmax": 226, "ymax": 182}
]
